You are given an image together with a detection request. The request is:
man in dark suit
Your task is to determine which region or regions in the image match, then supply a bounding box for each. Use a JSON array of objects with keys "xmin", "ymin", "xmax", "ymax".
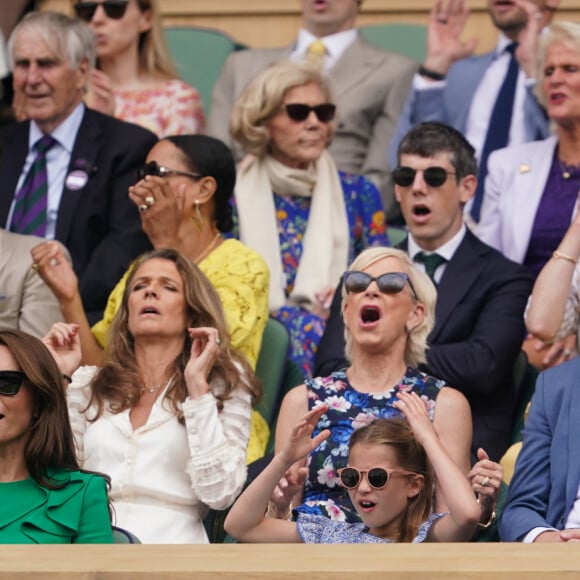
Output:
[
  {"xmin": 315, "ymin": 122, "xmax": 533, "ymax": 463},
  {"xmin": 0, "ymin": 11, "xmax": 156, "ymax": 323},
  {"xmin": 207, "ymin": 0, "xmax": 417, "ymax": 220}
]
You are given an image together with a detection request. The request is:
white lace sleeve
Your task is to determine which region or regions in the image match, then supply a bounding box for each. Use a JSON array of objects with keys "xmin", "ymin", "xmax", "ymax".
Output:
[
  {"xmin": 182, "ymin": 376, "xmax": 251, "ymax": 511},
  {"xmin": 66, "ymin": 365, "xmax": 98, "ymax": 463}
]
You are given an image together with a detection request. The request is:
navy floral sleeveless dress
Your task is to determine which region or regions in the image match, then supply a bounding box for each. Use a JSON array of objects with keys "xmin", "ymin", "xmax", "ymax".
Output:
[{"xmin": 294, "ymin": 367, "xmax": 444, "ymax": 523}]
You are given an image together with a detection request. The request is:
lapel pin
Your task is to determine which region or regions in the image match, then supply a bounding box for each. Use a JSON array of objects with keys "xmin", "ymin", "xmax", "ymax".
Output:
[{"xmin": 65, "ymin": 169, "xmax": 89, "ymax": 190}]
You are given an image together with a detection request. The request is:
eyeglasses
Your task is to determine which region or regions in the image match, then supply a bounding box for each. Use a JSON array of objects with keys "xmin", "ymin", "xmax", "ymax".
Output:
[
  {"xmin": 338, "ymin": 466, "xmax": 416, "ymax": 490},
  {"xmin": 0, "ymin": 371, "xmax": 26, "ymax": 397},
  {"xmin": 393, "ymin": 166, "xmax": 456, "ymax": 188},
  {"xmin": 343, "ymin": 271, "xmax": 417, "ymax": 299},
  {"xmin": 284, "ymin": 103, "xmax": 336, "ymax": 123},
  {"xmin": 74, "ymin": 1, "xmax": 129, "ymax": 22},
  {"xmin": 136, "ymin": 161, "xmax": 202, "ymax": 183}
]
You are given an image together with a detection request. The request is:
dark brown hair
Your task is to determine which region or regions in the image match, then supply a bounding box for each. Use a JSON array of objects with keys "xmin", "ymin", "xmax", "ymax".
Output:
[
  {"xmin": 89, "ymin": 248, "xmax": 260, "ymax": 420},
  {"xmin": 0, "ymin": 330, "xmax": 80, "ymax": 487},
  {"xmin": 349, "ymin": 418, "xmax": 434, "ymax": 542}
]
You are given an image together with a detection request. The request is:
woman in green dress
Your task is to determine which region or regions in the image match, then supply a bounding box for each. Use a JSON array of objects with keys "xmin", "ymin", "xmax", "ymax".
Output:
[{"xmin": 0, "ymin": 330, "xmax": 113, "ymax": 544}]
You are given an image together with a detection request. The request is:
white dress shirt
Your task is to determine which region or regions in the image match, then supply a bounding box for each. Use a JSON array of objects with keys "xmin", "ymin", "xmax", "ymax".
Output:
[
  {"xmin": 292, "ymin": 28, "xmax": 358, "ymax": 71},
  {"xmin": 67, "ymin": 365, "xmax": 251, "ymax": 544},
  {"xmin": 7, "ymin": 103, "xmax": 85, "ymax": 239}
]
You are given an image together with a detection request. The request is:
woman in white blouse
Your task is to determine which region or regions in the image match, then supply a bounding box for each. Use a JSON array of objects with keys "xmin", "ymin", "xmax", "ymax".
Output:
[{"xmin": 43, "ymin": 248, "xmax": 258, "ymax": 544}]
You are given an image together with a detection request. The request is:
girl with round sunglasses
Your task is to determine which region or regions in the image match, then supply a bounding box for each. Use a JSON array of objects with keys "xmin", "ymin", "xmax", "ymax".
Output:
[
  {"xmin": 72, "ymin": 0, "xmax": 205, "ymax": 138},
  {"xmin": 225, "ymin": 397, "xmax": 479, "ymax": 543},
  {"xmin": 0, "ymin": 330, "xmax": 113, "ymax": 544}
]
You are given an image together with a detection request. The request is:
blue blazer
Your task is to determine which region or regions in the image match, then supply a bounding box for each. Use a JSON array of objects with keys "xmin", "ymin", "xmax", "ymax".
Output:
[
  {"xmin": 500, "ymin": 357, "xmax": 580, "ymax": 541},
  {"xmin": 389, "ymin": 51, "xmax": 550, "ymax": 169}
]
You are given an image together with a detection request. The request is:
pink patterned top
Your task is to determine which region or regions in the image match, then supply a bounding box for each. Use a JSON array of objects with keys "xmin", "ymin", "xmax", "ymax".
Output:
[{"xmin": 114, "ymin": 79, "xmax": 205, "ymax": 138}]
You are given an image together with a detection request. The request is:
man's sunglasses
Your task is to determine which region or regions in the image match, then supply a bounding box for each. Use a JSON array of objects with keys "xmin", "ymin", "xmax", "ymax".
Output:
[
  {"xmin": 343, "ymin": 271, "xmax": 417, "ymax": 299},
  {"xmin": 284, "ymin": 103, "xmax": 336, "ymax": 123},
  {"xmin": 136, "ymin": 161, "xmax": 202, "ymax": 183},
  {"xmin": 338, "ymin": 466, "xmax": 416, "ymax": 490},
  {"xmin": 393, "ymin": 166, "xmax": 456, "ymax": 188},
  {"xmin": 0, "ymin": 371, "xmax": 26, "ymax": 397},
  {"xmin": 74, "ymin": 1, "xmax": 129, "ymax": 22}
]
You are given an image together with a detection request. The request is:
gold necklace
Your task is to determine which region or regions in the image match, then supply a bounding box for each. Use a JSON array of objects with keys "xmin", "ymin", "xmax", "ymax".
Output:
[
  {"xmin": 141, "ymin": 383, "xmax": 163, "ymax": 394},
  {"xmin": 194, "ymin": 231, "xmax": 221, "ymax": 264}
]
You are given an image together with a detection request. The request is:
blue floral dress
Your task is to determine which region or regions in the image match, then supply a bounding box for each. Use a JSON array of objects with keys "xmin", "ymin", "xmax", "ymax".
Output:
[
  {"xmin": 296, "ymin": 512, "xmax": 445, "ymax": 543},
  {"xmin": 272, "ymin": 172, "xmax": 387, "ymax": 377},
  {"xmin": 295, "ymin": 367, "xmax": 444, "ymax": 523},
  {"xmin": 231, "ymin": 172, "xmax": 387, "ymax": 378}
]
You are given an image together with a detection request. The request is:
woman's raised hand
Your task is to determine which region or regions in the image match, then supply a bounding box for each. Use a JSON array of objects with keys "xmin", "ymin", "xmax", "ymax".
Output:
[
  {"xmin": 468, "ymin": 447, "xmax": 504, "ymax": 511},
  {"xmin": 184, "ymin": 327, "xmax": 221, "ymax": 399},
  {"xmin": 31, "ymin": 241, "xmax": 78, "ymax": 304},
  {"xmin": 128, "ymin": 176, "xmax": 185, "ymax": 251},
  {"xmin": 42, "ymin": 322, "xmax": 82, "ymax": 377},
  {"xmin": 88, "ymin": 69, "xmax": 116, "ymax": 116}
]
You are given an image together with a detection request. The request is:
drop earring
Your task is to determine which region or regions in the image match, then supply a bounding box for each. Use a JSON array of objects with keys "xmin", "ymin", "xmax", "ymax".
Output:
[{"xmin": 191, "ymin": 200, "xmax": 206, "ymax": 230}]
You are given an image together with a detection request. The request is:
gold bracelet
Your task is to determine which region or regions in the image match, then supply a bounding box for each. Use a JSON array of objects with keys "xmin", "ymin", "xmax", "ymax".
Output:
[
  {"xmin": 553, "ymin": 250, "xmax": 577, "ymax": 265},
  {"xmin": 477, "ymin": 508, "xmax": 497, "ymax": 529},
  {"xmin": 266, "ymin": 502, "xmax": 292, "ymax": 520}
]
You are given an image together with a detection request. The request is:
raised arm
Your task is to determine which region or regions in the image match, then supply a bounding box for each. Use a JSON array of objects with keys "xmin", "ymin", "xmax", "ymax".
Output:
[
  {"xmin": 225, "ymin": 405, "xmax": 330, "ymax": 543},
  {"xmin": 32, "ymin": 241, "xmax": 105, "ymax": 366}
]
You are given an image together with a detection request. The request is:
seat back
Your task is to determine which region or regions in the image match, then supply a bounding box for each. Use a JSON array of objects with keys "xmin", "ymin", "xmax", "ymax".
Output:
[
  {"xmin": 165, "ymin": 26, "xmax": 238, "ymax": 114},
  {"xmin": 112, "ymin": 525, "xmax": 141, "ymax": 544},
  {"xmin": 360, "ymin": 23, "xmax": 427, "ymax": 62},
  {"xmin": 255, "ymin": 317, "xmax": 291, "ymax": 427}
]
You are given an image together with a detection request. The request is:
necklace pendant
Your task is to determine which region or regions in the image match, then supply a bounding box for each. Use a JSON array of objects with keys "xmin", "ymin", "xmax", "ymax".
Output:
[{"xmin": 563, "ymin": 170, "xmax": 571, "ymax": 179}]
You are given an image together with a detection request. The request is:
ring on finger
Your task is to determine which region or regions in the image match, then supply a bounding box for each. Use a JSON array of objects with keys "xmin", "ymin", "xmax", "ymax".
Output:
[
  {"xmin": 481, "ymin": 475, "xmax": 490, "ymax": 487},
  {"xmin": 564, "ymin": 349, "xmax": 573, "ymax": 358},
  {"xmin": 31, "ymin": 262, "xmax": 40, "ymax": 272},
  {"xmin": 138, "ymin": 204, "xmax": 149, "ymax": 213},
  {"xmin": 437, "ymin": 17, "xmax": 448, "ymax": 23},
  {"xmin": 145, "ymin": 195, "xmax": 155, "ymax": 207},
  {"xmin": 215, "ymin": 336, "xmax": 222, "ymax": 345}
]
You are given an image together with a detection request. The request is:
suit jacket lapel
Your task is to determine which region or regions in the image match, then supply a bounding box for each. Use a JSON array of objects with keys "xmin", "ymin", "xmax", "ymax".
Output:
[
  {"xmin": 430, "ymin": 231, "xmax": 483, "ymax": 341},
  {"xmin": 330, "ymin": 35, "xmax": 384, "ymax": 97},
  {"xmin": 55, "ymin": 109, "xmax": 101, "ymax": 242},
  {"xmin": 566, "ymin": 380, "xmax": 580, "ymax": 513},
  {"xmin": 0, "ymin": 124, "xmax": 29, "ymax": 225}
]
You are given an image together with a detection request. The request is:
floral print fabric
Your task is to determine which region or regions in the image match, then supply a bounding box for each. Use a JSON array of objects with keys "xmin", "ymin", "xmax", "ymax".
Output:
[{"xmin": 295, "ymin": 367, "xmax": 444, "ymax": 522}]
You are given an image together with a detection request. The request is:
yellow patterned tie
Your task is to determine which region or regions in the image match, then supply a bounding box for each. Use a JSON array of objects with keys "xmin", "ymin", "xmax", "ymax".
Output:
[{"xmin": 306, "ymin": 39, "xmax": 326, "ymax": 66}]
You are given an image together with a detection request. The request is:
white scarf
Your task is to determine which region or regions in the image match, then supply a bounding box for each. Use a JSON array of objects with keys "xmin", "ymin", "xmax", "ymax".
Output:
[{"xmin": 236, "ymin": 152, "xmax": 349, "ymax": 310}]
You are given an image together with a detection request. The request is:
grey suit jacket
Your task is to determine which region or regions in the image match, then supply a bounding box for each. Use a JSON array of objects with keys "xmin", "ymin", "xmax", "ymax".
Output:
[
  {"xmin": 0, "ymin": 228, "xmax": 65, "ymax": 338},
  {"xmin": 389, "ymin": 51, "xmax": 550, "ymax": 170},
  {"xmin": 207, "ymin": 33, "xmax": 417, "ymax": 219}
]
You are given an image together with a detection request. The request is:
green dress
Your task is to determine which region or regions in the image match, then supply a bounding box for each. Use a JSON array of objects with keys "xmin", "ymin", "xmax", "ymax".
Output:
[{"xmin": 0, "ymin": 470, "xmax": 113, "ymax": 544}]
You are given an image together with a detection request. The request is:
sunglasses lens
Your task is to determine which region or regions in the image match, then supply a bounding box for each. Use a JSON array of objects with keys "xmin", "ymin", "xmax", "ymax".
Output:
[
  {"xmin": 393, "ymin": 166, "xmax": 416, "ymax": 187},
  {"xmin": 344, "ymin": 272, "xmax": 371, "ymax": 294},
  {"xmin": 285, "ymin": 104, "xmax": 310, "ymax": 121},
  {"xmin": 74, "ymin": 2, "xmax": 97, "ymax": 21},
  {"xmin": 377, "ymin": 273, "xmax": 406, "ymax": 294},
  {"xmin": 423, "ymin": 167, "xmax": 449, "ymax": 187},
  {"xmin": 339, "ymin": 468, "xmax": 360, "ymax": 489},
  {"xmin": 103, "ymin": 0, "xmax": 129, "ymax": 19},
  {"xmin": 0, "ymin": 372, "xmax": 24, "ymax": 396},
  {"xmin": 368, "ymin": 468, "xmax": 389, "ymax": 489},
  {"xmin": 314, "ymin": 104, "xmax": 336, "ymax": 122}
]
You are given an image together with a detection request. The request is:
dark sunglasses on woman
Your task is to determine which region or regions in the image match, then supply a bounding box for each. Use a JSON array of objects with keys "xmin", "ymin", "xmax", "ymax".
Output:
[
  {"xmin": 74, "ymin": 0, "xmax": 129, "ymax": 22},
  {"xmin": 284, "ymin": 103, "xmax": 336, "ymax": 123},
  {"xmin": 393, "ymin": 166, "xmax": 456, "ymax": 188},
  {"xmin": 337, "ymin": 466, "xmax": 416, "ymax": 490},
  {"xmin": 136, "ymin": 160, "xmax": 202, "ymax": 183},
  {"xmin": 0, "ymin": 371, "xmax": 26, "ymax": 396},
  {"xmin": 343, "ymin": 271, "xmax": 417, "ymax": 299}
]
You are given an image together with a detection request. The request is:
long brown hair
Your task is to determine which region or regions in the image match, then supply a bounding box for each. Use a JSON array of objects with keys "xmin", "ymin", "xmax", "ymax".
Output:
[
  {"xmin": 89, "ymin": 249, "xmax": 260, "ymax": 420},
  {"xmin": 349, "ymin": 418, "xmax": 434, "ymax": 542},
  {"xmin": 0, "ymin": 330, "xmax": 80, "ymax": 487}
]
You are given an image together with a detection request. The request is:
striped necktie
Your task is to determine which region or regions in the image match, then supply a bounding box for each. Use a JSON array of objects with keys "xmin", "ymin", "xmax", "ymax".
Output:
[
  {"xmin": 10, "ymin": 134, "xmax": 57, "ymax": 237},
  {"xmin": 306, "ymin": 39, "xmax": 326, "ymax": 65}
]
